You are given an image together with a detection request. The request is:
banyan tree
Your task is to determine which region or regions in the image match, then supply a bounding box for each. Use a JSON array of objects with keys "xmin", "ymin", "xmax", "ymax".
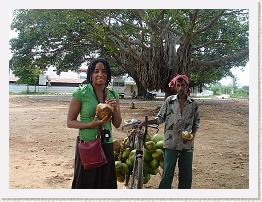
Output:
[
  {"xmin": 10, "ymin": 9, "xmax": 249, "ymax": 96},
  {"xmin": 90, "ymin": 9, "xmax": 249, "ymax": 96}
]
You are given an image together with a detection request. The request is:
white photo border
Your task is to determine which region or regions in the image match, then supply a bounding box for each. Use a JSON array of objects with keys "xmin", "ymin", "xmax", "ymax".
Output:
[{"xmin": 0, "ymin": 0, "xmax": 260, "ymax": 200}]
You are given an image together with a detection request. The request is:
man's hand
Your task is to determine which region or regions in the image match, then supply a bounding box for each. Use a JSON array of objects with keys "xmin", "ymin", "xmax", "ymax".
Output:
[
  {"xmin": 181, "ymin": 131, "xmax": 195, "ymax": 141},
  {"xmin": 187, "ymin": 133, "xmax": 194, "ymax": 141}
]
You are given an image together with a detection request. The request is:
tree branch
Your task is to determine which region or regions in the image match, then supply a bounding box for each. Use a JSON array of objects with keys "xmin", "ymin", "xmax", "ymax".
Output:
[
  {"xmin": 112, "ymin": 16, "xmax": 151, "ymax": 34},
  {"xmin": 193, "ymin": 10, "xmax": 225, "ymax": 36},
  {"xmin": 190, "ymin": 48, "xmax": 249, "ymax": 69},
  {"xmin": 136, "ymin": 9, "xmax": 182, "ymax": 36},
  {"xmin": 107, "ymin": 33, "xmax": 144, "ymax": 64},
  {"xmin": 150, "ymin": 21, "xmax": 182, "ymax": 36},
  {"xmin": 192, "ymin": 39, "xmax": 230, "ymax": 50},
  {"xmin": 110, "ymin": 28, "xmax": 149, "ymax": 50},
  {"xmin": 155, "ymin": 9, "xmax": 166, "ymax": 22},
  {"xmin": 188, "ymin": 9, "xmax": 199, "ymax": 33}
]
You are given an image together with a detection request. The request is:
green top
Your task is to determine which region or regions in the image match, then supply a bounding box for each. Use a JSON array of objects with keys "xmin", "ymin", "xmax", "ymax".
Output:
[{"xmin": 72, "ymin": 83, "xmax": 119, "ymax": 143}]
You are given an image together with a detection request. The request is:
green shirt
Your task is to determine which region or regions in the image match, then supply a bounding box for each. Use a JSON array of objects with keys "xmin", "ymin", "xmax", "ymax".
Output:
[{"xmin": 72, "ymin": 83, "xmax": 119, "ymax": 143}]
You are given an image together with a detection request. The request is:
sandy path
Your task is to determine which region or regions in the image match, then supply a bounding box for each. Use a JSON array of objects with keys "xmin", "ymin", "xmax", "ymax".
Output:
[{"xmin": 9, "ymin": 95, "xmax": 249, "ymax": 189}]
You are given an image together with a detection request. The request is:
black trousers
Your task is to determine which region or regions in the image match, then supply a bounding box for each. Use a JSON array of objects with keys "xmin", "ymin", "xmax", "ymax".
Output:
[{"xmin": 71, "ymin": 136, "xmax": 117, "ymax": 189}]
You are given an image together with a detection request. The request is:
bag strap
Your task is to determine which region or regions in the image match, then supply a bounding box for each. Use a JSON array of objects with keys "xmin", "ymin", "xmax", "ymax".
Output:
[
  {"xmin": 108, "ymin": 88, "xmax": 117, "ymax": 99},
  {"xmin": 97, "ymin": 127, "xmax": 102, "ymax": 139},
  {"xmin": 93, "ymin": 87, "xmax": 108, "ymax": 139}
]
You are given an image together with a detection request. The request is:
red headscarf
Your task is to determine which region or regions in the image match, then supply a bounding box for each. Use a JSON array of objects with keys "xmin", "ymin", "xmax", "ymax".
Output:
[{"xmin": 168, "ymin": 74, "xmax": 189, "ymax": 87}]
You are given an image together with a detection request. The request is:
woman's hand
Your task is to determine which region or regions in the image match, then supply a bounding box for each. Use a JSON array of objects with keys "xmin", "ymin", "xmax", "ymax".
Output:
[
  {"xmin": 98, "ymin": 115, "xmax": 111, "ymax": 125},
  {"xmin": 92, "ymin": 114, "xmax": 111, "ymax": 128},
  {"xmin": 67, "ymin": 98, "xmax": 113, "ymax": 129},
  {"xmin": 105, "ymin": 99, "xmax": 122, "ymax": 128},
  {"xmin": 105, "ymin": 99, "xmax": 119, "ymax": 112}
]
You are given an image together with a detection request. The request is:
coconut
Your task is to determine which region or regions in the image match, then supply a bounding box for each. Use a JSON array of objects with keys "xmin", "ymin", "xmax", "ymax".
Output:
[
  {"xmin": 143, "ymin": 173, "xmax": 151, "ymax": 184},
  {"xmin": 121, "ymin": 163, "xmax": 129, "ymax": 175},
  {"xmin": 121, "ymin": 148, "xmax": 131, "ymax": 161},
  {"xmin": 156, "ymin": 140, "xmax": 164, "ymax": 150},
  {"xmin": 148, "ymin": 167, "xmax": 158, "ymax": 175},
  {"xmin": 96, "ymin": 103, "xmax": 113, "ymax": 120},
  {"xmin": 128, "ymin": 149, "xmax": 136, "ymax": 164},
  {"xmin": 115, "ymin": 161, "xmax": 123, "ymax": 172},
  {"xmin": 149, "ymin": 158, "xmax": 159, "ymax": 170},
  {"xmin": 143, "ymin": 161, "xmax": 150, "ymax": 174},
  {"xmin": 116, "ymin": 172, "xmax": 125, "ymax": 182},
  {"xmin": 151, "ymin": 133, "xmax": 164, "ymax": 144},
  {"xmin": 113, "ymin": 140, "xmax": 121, "ymax": 153},
  {"xmin": 152, "ymin": 149, "xmax": 164, "ymax": 161},
  {"xmin": 125, "ymin": 158, "xmax": 133, "ymax": 168},
  {"xmin": 143, "ymin": 149, "xmax": 153, "ymax": 162},
  {"xmin": 145, "ymin": 141, "xmax": 156, "ymax": 153},
  {"xmin": 181, "ymin": 131, "xmax": 193, "ymax": 140}
]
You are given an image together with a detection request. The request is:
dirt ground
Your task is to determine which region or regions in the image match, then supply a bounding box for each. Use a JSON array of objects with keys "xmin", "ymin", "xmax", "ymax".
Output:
[{"xmin": 9, "ymin": 94, "xmax": 249, "ymax": 189}]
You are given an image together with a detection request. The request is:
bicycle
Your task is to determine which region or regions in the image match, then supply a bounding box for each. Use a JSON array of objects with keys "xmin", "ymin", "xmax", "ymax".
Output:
[{"xmin": 121, "ymin": 116, "xmax": 159, "ymax": 189}]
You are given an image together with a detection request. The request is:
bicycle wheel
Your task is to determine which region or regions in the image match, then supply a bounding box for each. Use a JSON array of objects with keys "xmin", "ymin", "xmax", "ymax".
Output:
[
  {"xmin": 130, "ymin": 157, "xmax": 143, "ymax": 189},
  {"xmin": 124, "ymin": 174, "xmax": 130, "ymax": 187}
]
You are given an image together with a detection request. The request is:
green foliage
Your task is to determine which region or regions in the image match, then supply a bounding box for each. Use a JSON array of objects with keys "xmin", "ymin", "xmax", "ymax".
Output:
[
  {"xmin": 10, "ymin": 9, "xmax": 249, "ymax": 93},
  {"xmin": 209, "ymin": 83, "xmax": 222, "ymax": 95},
  {"xmin": 208, "ymin": 83, "xmax": 248, "ymax": 98},
  {"xmin": 210, "ymin": 83, "xmax": 234, "ymax": 95},
  {"xmin": 231, "ymin": 85, "xmax": 249, "ymax": 98},
  {"xmin": 13, "ymin": 65, "xmax": 42, "ymax": 86}
]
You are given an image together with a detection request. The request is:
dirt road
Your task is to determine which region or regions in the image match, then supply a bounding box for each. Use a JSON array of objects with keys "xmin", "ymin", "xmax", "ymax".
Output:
[{"xmin": 9, "ymin": 95, "xmax": 249, "ymax": 189}]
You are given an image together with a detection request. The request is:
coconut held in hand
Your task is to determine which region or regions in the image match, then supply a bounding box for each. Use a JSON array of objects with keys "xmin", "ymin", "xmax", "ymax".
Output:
[
  {"xmin": 96, "ymin": 103, "xmax": 113, "ymax": 120},
  {"xmin": 181, "ymin": 131, "xmax": 193, "ymax": 141}
]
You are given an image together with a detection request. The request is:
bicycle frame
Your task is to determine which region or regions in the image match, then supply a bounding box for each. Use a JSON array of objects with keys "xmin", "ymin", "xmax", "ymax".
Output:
[
  {"xmin": 130, "ymin": 128, "xmax": 145, "ymax": 188},
  {"xmin": 122, "ymin": 116, "xmax": 159, "ymax": 189}
]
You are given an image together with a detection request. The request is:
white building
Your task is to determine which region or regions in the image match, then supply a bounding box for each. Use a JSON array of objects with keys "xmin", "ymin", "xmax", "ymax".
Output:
[{"xmin": 190, "ymin": 87, "xmax": 214, "ymax": 97}]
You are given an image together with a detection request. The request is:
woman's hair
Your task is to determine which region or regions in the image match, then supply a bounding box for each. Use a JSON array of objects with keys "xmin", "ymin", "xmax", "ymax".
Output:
[{"xmin": 86, "ymin": 58, "xmax": 112, "ymax": 87}]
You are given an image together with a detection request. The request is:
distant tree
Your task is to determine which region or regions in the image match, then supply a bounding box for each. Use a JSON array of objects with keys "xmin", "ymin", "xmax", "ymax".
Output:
[
  {"xmin": 13, "ymin": 65, "xmax": 41, "ymax": 93},
  {"xmin": 232, "ymin": 76, "xmax": 239, "ymax": 94},
  {"xmin": 210, "ymin": 83, "xmax": 222, "ymax": 95},
  {"xmin": 240, "ymin": 85, "xmax": 249, "ymax": 96},
  {"xmin": 222, "ymin": 84, "xmax": 233, "ymax": 95}
]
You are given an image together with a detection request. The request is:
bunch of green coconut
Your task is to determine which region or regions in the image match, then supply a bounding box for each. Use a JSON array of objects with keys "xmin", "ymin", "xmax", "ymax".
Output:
[{"xmin": 113, "ymin": 133, "xmax": 164, "ymax": 184}]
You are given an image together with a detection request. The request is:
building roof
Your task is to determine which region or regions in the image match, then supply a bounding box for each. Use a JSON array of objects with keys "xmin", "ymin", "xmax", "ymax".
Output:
[
  {"xmin": 9, "ymin": 75, "xmax": 86, "ymax": 84},
  {"xmin": 9, "ymin": 75, "xmax": 19, "ymax": 82},
  {"xmin": 49, "ymin": 77, "xmax": 86, "ymax": 84},
  {"xmin": 79, "ymin": 66, "xmax": 88, "ymax": 72}
]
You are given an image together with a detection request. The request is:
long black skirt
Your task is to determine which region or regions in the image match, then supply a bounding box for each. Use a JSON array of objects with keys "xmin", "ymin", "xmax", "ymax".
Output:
[{"xmin": 71, "ymin": 136, "xmax": 117, "ymax": 189}]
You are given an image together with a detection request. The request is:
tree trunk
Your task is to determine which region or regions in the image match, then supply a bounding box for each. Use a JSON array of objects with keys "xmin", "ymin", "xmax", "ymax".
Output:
[
  {"xmin": 175, "ymin": 36, "xmax": 192, "ymax": 75},
  {"xmin": 26, "ymin": 84, "xmax": 29, "ymax": 94},
  {"xmin": 122, "ymin": 63, "xmax": 148, "ymax": 98},
  {"xmin": 131, "ymin": 74, "xmax": 147, "ymax": 97},
  {"xmin": 136, "ymin": 81, "xmax": 147, "ymax": 98}
]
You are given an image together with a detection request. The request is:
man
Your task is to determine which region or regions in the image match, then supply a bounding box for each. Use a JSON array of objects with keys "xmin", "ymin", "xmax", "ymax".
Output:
[{"xmin": 144, "ymin": 74, "xmax": 200, "ymax": 189}]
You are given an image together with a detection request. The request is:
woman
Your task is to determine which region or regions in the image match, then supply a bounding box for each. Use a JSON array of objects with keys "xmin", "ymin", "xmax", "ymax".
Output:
[{"xmin": 67, "ymin": 58, "xmax": 122, "ymax": 189}]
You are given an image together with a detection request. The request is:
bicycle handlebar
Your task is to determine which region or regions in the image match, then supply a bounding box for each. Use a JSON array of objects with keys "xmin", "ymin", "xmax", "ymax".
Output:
[{"xmin": 121, "ymin": 118, "xmax": 159, "ymax": 131}]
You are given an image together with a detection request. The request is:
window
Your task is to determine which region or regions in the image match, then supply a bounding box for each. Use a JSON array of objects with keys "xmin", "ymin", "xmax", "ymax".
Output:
[{"xmin": 113, "ymin": 82, "xmax": 124, "ymax": 87}]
